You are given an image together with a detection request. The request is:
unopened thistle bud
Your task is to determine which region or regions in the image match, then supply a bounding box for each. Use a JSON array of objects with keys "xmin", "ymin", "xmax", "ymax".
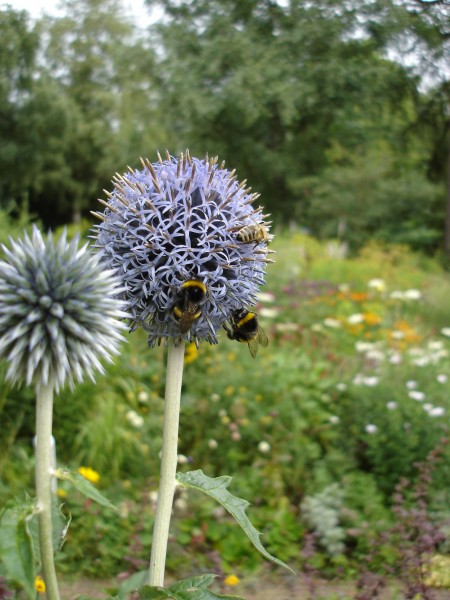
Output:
[
  {"xmin": 0, "ymin": 226, "xmax": 128, "ymax": 392},
  {"xmin": 92, "ymin": 150, "xmax": 273, "ymax": 346}
]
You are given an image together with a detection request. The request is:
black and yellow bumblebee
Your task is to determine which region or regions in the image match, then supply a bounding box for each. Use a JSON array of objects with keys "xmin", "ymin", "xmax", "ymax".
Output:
[
  {"xmin": 223, "ymin": 308, "xmax": 268, "ymax": 358},
  {"xmin": 172, "ymin": 280, "xmax": 207, "ymax": 333},
  {"xmin": 236, "ymin": 223, "xmax": 270, "ymax": 245}
]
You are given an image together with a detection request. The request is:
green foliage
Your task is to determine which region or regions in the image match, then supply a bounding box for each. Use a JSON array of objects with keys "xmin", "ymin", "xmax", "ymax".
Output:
[
  {"xmin": 55, "ymin": 467, "xmax": 116, "ymax": 510},
  {"xmin": 301, "ymin": 484, "xmax": 345, "ymax": 555},
  {"xmin": 176, "ymin": 470, "xmax": 294, "ymax": 573},
  {"xmin": 2, "ymin": 231, "xmax": 450, "ymax": 586},
  {"xmin": 1, "ymin": 0, "xmax": 450, "ymax": 252},
  {"xmin": 139, "ymin": 574, "xmax": 244, "ymax": 600},
  {"xmin": 0, "ymin": 498, "xmax": 36, "ymax": 598}
]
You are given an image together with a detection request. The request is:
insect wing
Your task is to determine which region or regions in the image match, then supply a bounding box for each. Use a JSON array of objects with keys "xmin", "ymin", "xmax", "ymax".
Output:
[
  {"xmin": 247, "ymin": 337, "xmax": 259, "ymax": 358},
  {"xmin": 256, "ymin": 325, "xmax": 269, "ymax": 348}
]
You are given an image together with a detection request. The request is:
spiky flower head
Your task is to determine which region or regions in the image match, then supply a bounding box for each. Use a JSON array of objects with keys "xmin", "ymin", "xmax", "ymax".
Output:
[
  {"xmin": 92, "ymin": 150, "xmax": 273, "ymax": 346},
  {"xmin": 0, "ymin": 226, "xmax": 128, "ymax": 392}
]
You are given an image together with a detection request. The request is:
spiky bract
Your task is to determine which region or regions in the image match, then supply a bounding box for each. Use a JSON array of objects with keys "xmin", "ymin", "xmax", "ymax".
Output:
[
  {"xmin": 0, "ymin": 226, "xmax": 128, "ymax": 392},
  {"xmin": 92, "ymin": 151, "xmax": 273, "ymax": 346}
]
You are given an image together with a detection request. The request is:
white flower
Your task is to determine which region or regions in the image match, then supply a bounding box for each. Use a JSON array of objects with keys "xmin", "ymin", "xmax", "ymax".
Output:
[
  {"xmin": 437, "ymin": 374, "xmax": 448, "ymax": 384},
  {"xmin": 177, "ymin": 454, "xmax": 189, "ymax": 464},
  {"xmin": 365, "ymin": 424, "xmax": 377, "ymax": 434},
  {"xmin": 404, "ymin": 289, "xmax": 422, "ymax": 301},
  {"xmin": 336, "ymin": 383, "xmax": 347, "ymax": 391},
  {"xmin": 137, "ymin": 390, "xmax": 149, "ymax": 403},
  {"xmin": 406, "ymin": 380, "xmax": 418, "ymax": 389},
  {"xmin": 275, "ymin": 322, "xmax": 299, "ymax": 332},
  {"xmin": 368, "ymin": 278, "xmax": 386, "ymax": 292},
  {"xmin": 391, "ymin": 330, "xmax": 405, "ymax": 340},
  {"xmin": 126, "ymin": 410, "xmax": 144, "ymax": 428},
  {"xmin": 366, "ymin": 349, "xmax": 385, "ymax": 362},
  {"xmin": 423, "ymin": 403, "xmax": 434, "ymax": 413},
  {"xmin": 149, "ymin": 490, "xmax": 158, "ymax": 504},
  {"xmin": 353, "ymin": 374, "xmax": 378, "ymax": 386},
  {"xmin": 389, "ymin": 352, "xmax": 402, "ymax": 365},
  {"xmin": 259, "ymin": 307, "xmax": 280, "ymax": 319},
  {"xmin": 386, "ymin": 401, "xmax": 398, "ymax": 410},
  {"xmin": 390, "ymin": 291, "xmax": 405, "ymax": 300},
  {"xmin": 324, "ymin": 318, "xmax": 341, "ymax": 328},
  {"xmin": 363, "ymin": 376, "xmax": 379, "ymax": 387},
  {"xmin": 311, "ymin": 323, "xmax": 324, "ymax": 332},
  {"xmin": 441, "ymin": 328, "xmax": 450, "ymax": 338},
  {"xmin": 408, "ymin": 390, "xmax": 425, "ymax": 401},
  {"xmin": 428, "ymin": 340, "xmax": 444, "ymax": 351},
  {"xmin": 256, "ymin": 291, "xmax": 275, "ymax": 303},
  {"xmin": 208, "ymin": 439, "xmax": 218, "ymax": 449},
  {"xmin": 347, "ymin": 313, "xmax": 364, "ymax": 325},
  {"xmin": 210, "ymin": 393, "xmax": 221, "ymax": 402},
  {"xmin": 174, "ymin": 497, "xmax": 188, "ymax": 512},
  {"xmin": 258, "ymin": 440, "xmax": 271, "ymax": 453},
  {"xmin": 355, "ymin": 341, "xmax": 376, "ymax": 353},
  {"xmin": 429, "ymin": 407, "xmax": 445, "ymax": 417},
  {"xmin": 412, "ymin": 356, "xmax": 431, "ymax": 367},
  {"xmin": 329, "ymin": 415, "xmax": 340, "ymax": 424}
]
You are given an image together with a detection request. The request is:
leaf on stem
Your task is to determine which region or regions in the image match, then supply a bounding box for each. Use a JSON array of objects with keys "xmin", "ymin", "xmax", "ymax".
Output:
[
  {"xmin": 0, "ymin": 499, "xmax": 37, "ymax": 598},
  {"xmin": 176, "ymin": 470, "xmax": 295, "ymax": 575},
  {"xmin": 54, "ymin": 467, "xmax": 116, "ymax": 510},
  {"xmin": 139, "ymin": 574, "xmax": 245, "ymax": 599}
]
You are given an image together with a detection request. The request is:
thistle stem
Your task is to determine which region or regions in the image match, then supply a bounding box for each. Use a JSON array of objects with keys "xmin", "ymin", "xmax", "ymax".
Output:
[
  {"xmin": 147, "ymin": 340, "xmax": 186, "ymax": 586},
  {"xmin": 35, "ymin": 380, "xmax": 61, "ymax": 600}
]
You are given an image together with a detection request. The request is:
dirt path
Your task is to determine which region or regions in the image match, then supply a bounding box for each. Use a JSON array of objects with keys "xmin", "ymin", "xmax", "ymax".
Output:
[{"xmin": 58, "ymin": 575, "xmax": 450, "ymax": 600}]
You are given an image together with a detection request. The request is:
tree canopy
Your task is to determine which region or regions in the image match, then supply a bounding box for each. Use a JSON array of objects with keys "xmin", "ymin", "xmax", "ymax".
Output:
[{"xmin": 0, "ymin": 0, "xmax": 449, "ymax": 253}]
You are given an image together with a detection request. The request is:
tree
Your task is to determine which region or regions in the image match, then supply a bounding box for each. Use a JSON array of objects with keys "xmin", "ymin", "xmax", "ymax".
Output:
[
  {"xmin": 40, "ymin": 0, "xmax": 165, "ymax": 223},
  {"xmin": 143, "ymin": 0, "xmax": 450, "ymax": 251}
]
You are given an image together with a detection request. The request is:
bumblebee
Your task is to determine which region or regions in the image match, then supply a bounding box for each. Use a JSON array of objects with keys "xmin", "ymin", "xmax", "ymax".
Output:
[
  {"xmin": 236, "ymin": 223, "xmax": 270, "ymax": 245},
  {"xmin": 223, "ymin": 308, "xmax": 268, "ymax": 358},
  {"xmin": 172, "ymin": 280, "xmax": 207, "ymax": 333}
]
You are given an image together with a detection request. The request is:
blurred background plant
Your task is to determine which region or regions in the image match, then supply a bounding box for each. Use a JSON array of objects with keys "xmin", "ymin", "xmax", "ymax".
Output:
[{"xmin": 2, "ymin": 229, "xmax": 450, "ymax": 593}]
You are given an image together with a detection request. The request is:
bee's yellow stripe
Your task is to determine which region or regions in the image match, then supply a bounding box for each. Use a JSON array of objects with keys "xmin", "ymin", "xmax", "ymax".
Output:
[
  {"xmin": 181, "ymin": 280, "xmax": 207, "ymax": 293},
  {"xmin": 236, "ymin": 312, "xmax": 256, "ymax": 328},
  {"xmin": 173, "ymin": 306, "xmax": 183, "ymax": 319}
]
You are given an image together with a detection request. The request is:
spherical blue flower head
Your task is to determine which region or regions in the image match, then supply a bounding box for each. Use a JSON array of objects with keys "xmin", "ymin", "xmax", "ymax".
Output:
[
  {"xmin": 0, "ymin": 226, "xmax": 128, "ymax": 392},
  {"xmin": 92, "ymin": 151, "xmax": 273, "ymax": 346}
]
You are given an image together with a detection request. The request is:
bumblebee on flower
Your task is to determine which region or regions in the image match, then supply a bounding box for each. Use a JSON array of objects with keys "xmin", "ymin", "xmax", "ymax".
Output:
[{"xmin": 92, "ymin": 150, "xmax": 274, "ymax": 348}]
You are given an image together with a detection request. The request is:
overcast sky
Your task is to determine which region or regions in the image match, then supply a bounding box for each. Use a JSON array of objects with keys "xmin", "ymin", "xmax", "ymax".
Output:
[{"xmin": 2, "ymin": 0, "xmax": 156, "ymax": 25}]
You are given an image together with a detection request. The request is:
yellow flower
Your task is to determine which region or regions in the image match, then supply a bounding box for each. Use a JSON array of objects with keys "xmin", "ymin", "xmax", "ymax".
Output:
[
  {"xmin": 184, "ymin": 342, "xmax": 199, "ymax": 364},
  {"xmin": 78, "ymin": 466, "xmax": 100, "ymax": 484},
  {"xmin": 57, "ymin": 488, "xmax": 68, "ymax": 498},
  {"xmin": 363, "ymin": 312, "xmax": 382, "ymax": 326},
  {"xmin": 35, "ymin": 575, "xmax": 46, "ymax": 593},
  {"xmin": 224, "ymin": 574, "xmax": 240, "ymax": 586}
]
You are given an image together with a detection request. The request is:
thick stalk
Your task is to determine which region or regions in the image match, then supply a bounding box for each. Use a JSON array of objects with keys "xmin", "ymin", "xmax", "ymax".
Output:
[
  {"xmin": 147, "ymin": 340, "xmax": 186, "ymax": 586},
  {"xmin": 35, "ymin": 381, "xmax": 61, "ymax": 600}
]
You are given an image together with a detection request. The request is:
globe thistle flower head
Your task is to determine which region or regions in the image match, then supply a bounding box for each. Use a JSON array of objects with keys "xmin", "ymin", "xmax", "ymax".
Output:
[
  {"xmin": 0, "ymin": 226, "xmax": 128, "ymax": 392},
  {"xmin": 92, "ymin": 150, "xmax": 274, "ymax": 346}
]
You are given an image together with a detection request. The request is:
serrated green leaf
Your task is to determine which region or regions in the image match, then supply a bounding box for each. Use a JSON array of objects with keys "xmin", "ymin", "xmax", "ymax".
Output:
[
  {"xmin": 54, "ymin": 467, "xmax": 116, "ymax": 510},
  {"xmin": 139, "ymin": 574, "xmax": 245, "ymax": 600},
  {"xmin": 0, "ymin": 499, "xmax": 37, "ymax": 598},
  {"xmin": 176, "ymin": 470, "xmax": 295, "ymax": 575}
]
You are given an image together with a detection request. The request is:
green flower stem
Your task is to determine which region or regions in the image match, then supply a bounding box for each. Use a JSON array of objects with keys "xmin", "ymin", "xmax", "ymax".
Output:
[
  {"xmin": 147, "ymin": 340, "xmax": 186, "ymax": 587},
  {"xmin": 35, "ymin": 381, "xmax": 61, "ymax": 600}
]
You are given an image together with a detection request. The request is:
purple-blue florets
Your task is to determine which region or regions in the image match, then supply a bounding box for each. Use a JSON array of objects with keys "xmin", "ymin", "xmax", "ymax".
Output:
[{"xmin": 92, "ymin": 151, "xmax": 272, "ymax": 345}]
